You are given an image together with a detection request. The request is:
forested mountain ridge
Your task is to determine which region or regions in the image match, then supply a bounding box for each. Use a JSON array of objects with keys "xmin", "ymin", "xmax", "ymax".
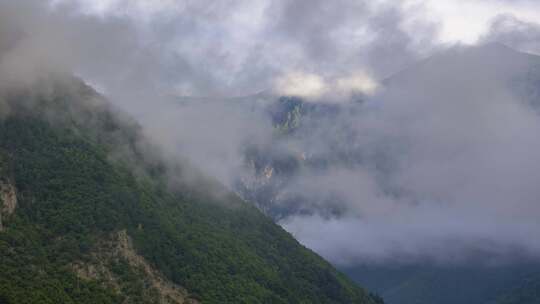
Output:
[{"xmin": 0, "ymin": 75, "xmax": 382, "ymax": 304}]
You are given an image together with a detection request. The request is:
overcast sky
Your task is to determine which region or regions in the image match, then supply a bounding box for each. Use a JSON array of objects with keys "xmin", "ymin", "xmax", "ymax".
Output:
[
  {"xmin": 44, "ymin": 0, "xmax": 540, "ymax": 101},
  {"xmin": 60, "ymin": 0, "xmax": 540, "ymax": 44}
]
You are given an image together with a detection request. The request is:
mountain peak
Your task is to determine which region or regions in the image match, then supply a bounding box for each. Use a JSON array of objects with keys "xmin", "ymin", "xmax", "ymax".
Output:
[
  {"xmin": 470, "ymin": 41, "xmax": 514, "ymax": 52},
  {"xmin": 385, "ymin": 42, "xmax": 540, "ymax": 88}
]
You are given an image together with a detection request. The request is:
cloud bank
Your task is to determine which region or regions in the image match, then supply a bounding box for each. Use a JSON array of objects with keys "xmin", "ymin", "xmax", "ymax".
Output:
[
  {"xmin": 281, "ymin": 43, "xmax": 540, "ymax": 265},
  {"xmin": 1, "ymin": 0, "xmax": 540, "ymax": 267}
]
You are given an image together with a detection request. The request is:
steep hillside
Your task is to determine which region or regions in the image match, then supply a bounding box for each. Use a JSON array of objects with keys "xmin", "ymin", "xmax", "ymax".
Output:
[
  {"xmin": 339, "ymin": 43, "xmax": 540, "ymax": 304},
  {"xmin": 0, "ymin": 77, "xmax": 381, "ymax": 304},
  {"xmin": 495, "ymin": 274, "xmax": 540, "ymax": 304},
  {"xmin": 345, "ymin": 263, "xmax": 540, "ymax": 304}
]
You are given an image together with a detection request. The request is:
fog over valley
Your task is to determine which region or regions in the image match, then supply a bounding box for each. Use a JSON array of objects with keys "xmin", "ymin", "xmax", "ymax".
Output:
[{"xmin": 1, "ymin": 2, "xmax": 540, "ymax": 303}]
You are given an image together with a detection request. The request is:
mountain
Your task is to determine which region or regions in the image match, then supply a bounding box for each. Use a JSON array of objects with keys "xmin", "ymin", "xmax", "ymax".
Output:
[
  {"xmin": 342, "ymin": 43, "xmax": 540, "ymax": 304},
  {"xmin": 495, "ymin": 273, "xmax": 540, "ymax": 304},
  {"xmin": 345, "ymin": 264, "xmax": 540, "ymax": 304},
  {"xmin": 230, "ymin": 43, "xmax": 540, "ymax": 304},
  {"xmin": 0, "ymin": 75, "xmax": 382, "ymax": 304},
  {"xmin": 384, "ymin": 42, "xmax": 540, "ymax": 113}
]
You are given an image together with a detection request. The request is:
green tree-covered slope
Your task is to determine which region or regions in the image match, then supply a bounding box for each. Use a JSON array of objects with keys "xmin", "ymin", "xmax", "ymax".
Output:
[
  {"xmin": 0, "ymin": 77, "xmax": 381, "ymax": 304},
  {"xmin": 495, "ymin": 274, "xmax": 540, "ymax": 304},
  {"xmin": 345, "ymin": 263, "xmax": 540, "ymax": 304}
]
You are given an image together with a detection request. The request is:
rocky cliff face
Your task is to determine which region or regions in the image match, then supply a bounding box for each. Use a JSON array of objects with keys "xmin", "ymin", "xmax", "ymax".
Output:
[
  {"xmin": 72, "ymin": 230, "xmax": 199, "ymax": 304},
  {"xmin": 0, "ymin": 159, "xmax": 16, "ymax": 231}
]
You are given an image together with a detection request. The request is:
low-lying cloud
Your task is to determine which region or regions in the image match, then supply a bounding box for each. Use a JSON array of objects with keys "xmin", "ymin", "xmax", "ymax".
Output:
[
  {"xmin": 274, "ymin": 70, "xmax": 379, "ymax": 101},
  {"xmin": 280, "ymin": 43, "xmax": 540, "ymax": 265},
  {"xmin": 1, "ymin": 0, "xmax": 540, "ymax": 268}
]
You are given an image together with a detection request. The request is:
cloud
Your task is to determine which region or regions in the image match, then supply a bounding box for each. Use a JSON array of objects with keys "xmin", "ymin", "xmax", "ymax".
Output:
[
  {"xmin": 2, "ymin": 0, "xmax": 539, "ymax": 268},
  {"xmin": 274, "ymin": 70, "xmax": 379, "ymax": 100},
  {"xmin": 482, "ymin": 14, "xmax": 540, "ymax": 54},
  {"xmin": 278, "ymin": 42, "xmax": 540, "ymax": 265},
  {"xmin": 406, "ymin": 0, "xmax": 540, "ymax": 44},
  {"xmin": 336, "ymin": 72, "xmax": 379, "ymax": 96},
  {"xmin": 274, "ymin": 71, "xmax": 328, "ymax": 99},
  {"xmin": 0, "ymin": 0, "xmax": 438, "ymax": 102}
]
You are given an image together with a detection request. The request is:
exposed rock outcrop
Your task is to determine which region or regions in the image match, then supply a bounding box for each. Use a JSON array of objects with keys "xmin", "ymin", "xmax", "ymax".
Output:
[
  {"xmin": 73, "ymin": 230, "xmax": 199, "ymax": 304},
  {"xmin": 0, "ymin": 179, "xmax": 17, "ymax": 231}
]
